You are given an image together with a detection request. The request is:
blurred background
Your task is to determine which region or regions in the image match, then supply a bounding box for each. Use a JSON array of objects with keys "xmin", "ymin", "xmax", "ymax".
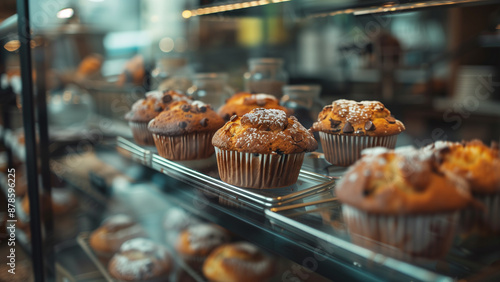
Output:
[{"xmin": 1, "ymin": 0, "xmax": 499, "ymax": 145}]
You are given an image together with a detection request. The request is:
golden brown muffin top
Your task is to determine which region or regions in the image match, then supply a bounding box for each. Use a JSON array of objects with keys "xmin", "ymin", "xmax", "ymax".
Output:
[
  {"xmin": 218, "ymin": 92, "xmax": 292, "ymax": 121},
  {"xmin": 312, "ymin": 99, "xmax": 405, "ymax": 136},
  {"xmin": 125, "ymin": 90, "xmax": 191, "ymax": 122},
  {"xmin": 431, "ymin": 140, "xmax": 500, "ymax": 194},
  {"xmin": 203, "ymin": 242, "xmax": 276, "ymax": 282},
  {"xmin": 148, "ymin": 101, "xmax": 225, "ymax": 136},
  {"xmin": 212, "ymin": 108, "xmax": 318, "ymax": 154},
  {"xmin": 336, "ymin": 146, "xmax": 472, "ymax": 214}
]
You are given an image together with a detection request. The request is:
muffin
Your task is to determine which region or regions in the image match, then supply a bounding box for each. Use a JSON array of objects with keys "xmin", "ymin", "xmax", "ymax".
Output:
[
  {"xmin": 311, "ymin": 99, "xmax": 405, "ymax": 166},
  {"xmin": 148, "ymin": 101, "xmax": 225, "ymax": 160},
  {"xmin": 89, "ymin": 215, "xmax": 147, "ymax": 258},
  {"xmin": 218, "ymin": 92, "xmax": 292, "ymax": 121},
  {"xmin": 431, "ymin": 140, "xmax": 500, "ymax": 233},
  {"xmin": 212, "ymin": 108, "xmax": 317, "ymax": 189},
  {"xmin": 175, "ymin": 223, "xmax": 230, "ymax": 268},
  {"xmin": 108, "ymin": 238, "xmax": 172, "ymax": 282},
  {"xmin": 203, "ymin": 242, "xmax": 275, "ymax": 282},
  {"xmin": 125, "ymin": 90, "xmax": 191, "ymax": 146},
  {"xmin": 337, "ymin": 146, "xmax": 472, "ymax": 259}
]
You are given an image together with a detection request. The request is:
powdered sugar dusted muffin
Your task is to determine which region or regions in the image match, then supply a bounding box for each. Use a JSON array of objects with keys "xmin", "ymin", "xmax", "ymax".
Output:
[
  {"xmin": 108, "ymin": 238, "xmax": 172, "ymax": 282},
  {"xmin": 203, "ymin": 242, "xmax": 276, "ymax": 282},
  {"xmin": 125, "ymin": 90, "xmax": 191, "ymax": 145},
  {"xmin": 312, "ymin": 99, "xmax": 405, "ymax": 166},
  {"xmin": 175, "ymin": 223, "xmax": 230, "ymax": 269},
  {"xmin": 212, "ymin": 108, "xmax": 317, "ymax": 189},
  {"xmin": 217, "ymin": 92, "xmax": 292, "ymax": 121},
  {"xmin": 148, "ymin": 100, "xmax": 225, "ymax": 160},
  {"xmin": 338, "ymin": 146, "xmax": 472, "ymax": 259},
  {"xmin": 89, "ymin": 215, "xmax": 147, "ymax": 258},
  {"xmin": 430, "ymin": 139, "xmax": 500, "ymax": 233}
]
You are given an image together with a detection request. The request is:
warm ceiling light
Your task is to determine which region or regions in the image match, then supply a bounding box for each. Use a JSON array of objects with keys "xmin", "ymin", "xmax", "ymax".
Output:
[
  {"xmin": 182, "ymin": 10, "xmax": 192, "ymax": 19},
  {"xmin": 4, "ymin": 40, "xmax": 20, "ymax": 52},
  {"xmin": 57, "ymin": 8, "xmax": 74, "ymax": 19}
]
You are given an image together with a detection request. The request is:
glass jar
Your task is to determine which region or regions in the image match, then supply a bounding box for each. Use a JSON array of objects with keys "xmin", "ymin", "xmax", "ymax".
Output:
[
  {"xmin": 281, "ymin": 85, "xmax": 323, "ymax": 128},
  {"xmin": 186, "ymin": 73, "xmax": 234, "ymax": 109},
  {"xmin": 244, "ymin": 58, "xmax": 288, "ymax": 98}
]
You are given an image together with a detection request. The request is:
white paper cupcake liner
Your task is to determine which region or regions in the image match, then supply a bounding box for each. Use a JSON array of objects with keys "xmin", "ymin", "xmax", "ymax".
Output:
[
  {"xmin": 319, "ymin": 132, "xmax": 398, "ymax": 166},
  {"xmin": 152, "ymin": 132, "xmax": 215, "ymax": 161},
  {"xmin": 461, "ymin": 193, "xmax": 500, "ymax": 233},
  {"xmin": 214, "ymin": 148, "xmax": 304, "ymax": 189},
  {"xmin": 342, "ymin": 205, "xmax": 458, "ymax": 259},
  {"xmin": 129, "ymin": 121, "xmax": 155, "ymax": 146}
]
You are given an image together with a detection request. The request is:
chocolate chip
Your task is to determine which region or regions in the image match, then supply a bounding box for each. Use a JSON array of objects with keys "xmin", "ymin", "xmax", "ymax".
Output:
[
  {"xmin": 354, "ymin": 130, "xmax": 365, "ymax": 135},
  {"xmin": 363, "ymin": 189, "xmax": 373, "ymax": 197},
  {"xmin": 331, "ymin": 128, "xmax": 341, "ymax": 133},
  {"xmin": 364, "ymin": 121, "xmax": 375, "ymax": 131},
  {"xmin": 229, "ymin": 115, "xmax": 237, "ymax": 122},
  {"xmin": 185, "ymin": 114, "xmax": 192, "ymax": 118},
  {"xmin": 275, "ymin": 149, "xmax": 284, "ymax": 155},
  {"xmin": 154, "ymin": 106, "xmax": 163, "ymax": 112},
  {"xmin": 162, "ymin": 94, "xmax": 172, "ymax": 103},
  {"xmin": 223, "ymin": 113, "xmax": 231, "ymax": 121},
  {"xmin": 179, "ymin": 121, "xmax": 187, "ymax": 128},
  {"xmin": 181, "ymin": 104, "xmax": 191, "ymax": 112},
  {"xmin": 199, "ymin": 106, "xmax": 207, "ymax": 113},
  {"xmin": 342, "ymin": 122, "xmax": 354, "ymax": 133},
  {"xmin": 256, "ymin": 100, "xmax": 266, "ymax": 106},
  {"xmin": 200, "ymin": 118, "xmax": 208, "ymax": 127},
  {"xmin": 253, "ymin": 153, "xmax": 259, "ymax": 157},
  {"xmin": 329, "ymin": 118, "xmax": 341, "ymax": 128},
  {"xmin": 385, "ymin": 116, "xmax": 396, "ymax": 124}
]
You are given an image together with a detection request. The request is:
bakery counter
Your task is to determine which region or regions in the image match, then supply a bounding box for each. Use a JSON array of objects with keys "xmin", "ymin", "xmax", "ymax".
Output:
[{"xmin": 46, "ymin": 140, "xmax": 384, "ymax": 281}]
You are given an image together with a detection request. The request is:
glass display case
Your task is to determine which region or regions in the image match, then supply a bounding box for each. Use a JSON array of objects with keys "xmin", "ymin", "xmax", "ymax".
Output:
[{"xmin": 1, "ymin": 0, "xmax": 500, "ymax": 281}]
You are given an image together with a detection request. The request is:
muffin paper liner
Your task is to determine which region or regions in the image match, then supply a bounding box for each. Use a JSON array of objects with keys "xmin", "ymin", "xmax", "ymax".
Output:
[
  {"xmin": 319, "ymin": 132, "xmax": 398, "ymax": 166},
  {"xmin": 461, "ymin": 193, "xmax": 500, "ymax": 234},
  {"xmin": 342, "ymin": 205, "xmax": 459, "ymax": 260},
  {"xmin": 129, "ymin": 121, "xmax": 155, "ymax": 146},
  {"xmin": 152, "ymin": 132, "xmax": 215, "ymax": 160},
  {"xmin": 214, "ymin": 148, "xmax": 304, "ymax": 189}
]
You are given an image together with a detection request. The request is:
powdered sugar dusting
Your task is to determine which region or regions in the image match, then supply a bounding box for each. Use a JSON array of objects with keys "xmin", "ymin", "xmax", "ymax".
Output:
[
  {"xmin": 332, "ymin": 99, "xmax": 385, "ymax": 123},
  {"xmin": 187, "ymin": 224, "xmax": 228, "ymax": 251},
  {"xmin": 145, "ymin": 90, "xmax": 163, "ymax": 100},
  {"xmin": 120, "ymin": 238, "xmax": 157, "ymax": 254},
  {"xmin": 113, "ymin": 254, "xmax": 154, "ymax": 278},
  {"xmin": 242, "ymin": 108, "xmax": 287, "ymax": 128},
  {"xmin": 103, "ymin": 214, "xmax": 134, "ymax": 227}
]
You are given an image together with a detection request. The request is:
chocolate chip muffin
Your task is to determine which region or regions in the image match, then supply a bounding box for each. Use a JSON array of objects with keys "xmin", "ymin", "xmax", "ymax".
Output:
[
  {"xmin": 125, "ymin": 90, "xmax": 191, "ymax": 145},
  {"xmin": 430, "ymin": 140, "xmax": 500, "ymax": 233},
  {"xmin": 212, "ymin": 108, "xmax": 317, "ymax": 189},
  {"xmin": 217, "ymin": 92, "xmax": 292, "ymax": 121},
  {"xmin": 148, "ymin": 101, "xmax": 225, "ymax": 160},
  {"xmin": 312, "ymin": 99, "xmax": 405, "ymax": 166},
  {"xmin": 338, "ymin": 146, "xmax": 472, "ymax": 259}
]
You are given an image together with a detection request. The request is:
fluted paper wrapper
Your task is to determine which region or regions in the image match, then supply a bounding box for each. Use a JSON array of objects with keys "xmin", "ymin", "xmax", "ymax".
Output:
[
  {"xmin": 214, "ymin": 148, "xmax": 304, "ymax": 189},
  {"xmin": 129, "ymin": 121, "xmax": 155, "ymax": 146},
  {"xmin": 152, "ymin": 132, "xmax": 215, "ymax": 160},
  {"xmin": 343, "ymin": 205, "xmax": 458, "ymax": 260},
  {"xmin": 461, "ymin": 193, "xmax": 500, "ymax": 234},
  {"xmin": 319, "ymin": 132, "xmax": 398, "ymax": 166}
]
